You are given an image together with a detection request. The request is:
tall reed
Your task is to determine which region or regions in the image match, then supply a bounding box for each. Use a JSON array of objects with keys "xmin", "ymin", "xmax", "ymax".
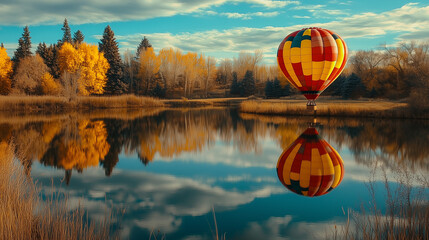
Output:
[
  {"xmin": 328, "ymin": 166, "xmax": 429, "ymax": 240},
  {"xmin": 0, "ymin": 142, "xmax": 118, "ymax": 240}
]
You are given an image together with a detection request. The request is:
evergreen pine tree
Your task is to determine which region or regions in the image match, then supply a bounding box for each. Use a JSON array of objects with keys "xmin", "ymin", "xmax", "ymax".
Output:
[
  {"xmin": 342, "ymin": 73, "xmax": 365, "ymax": 99},
  {"xmin": 99, "ymin": 25, "xmax": 127, "ymax": 95},
  {"xmin": 282, "ymin": 82, "xmax": 292, "ymax": 97},
  {"xmin": 73, "ymin": 30, "xmax": 84, "ymax": 45},
  {"xmin": 136, "ymin": 36, "xmax": 152, "ymax": 58},
  {"xmin": 241, "ymin": 70, "xmax": 255, "ymax": 97},
  {"xmin": 150, "ymin": 82, "xmax": 166, "ymax": 98},
  {"xmin": 0, "ymin": 43, "xmax": 3, "ymax": 48},
  {"xmin": 273, "ymin": 78, "xmax": 282, "ymax": 98},
  {"xmin": 230, "ymin": 72, "xmax": 240, "ymax": 95},
  {"xmin": 13, "ymin": 26, "xmax": 32, "ymax": 62},
  {"xmin": 36, "ymin": 42, "xmax": 48, "ymax": 59},
  {"xmin": 36, "ymin": 43, "xmax": 61, "ymax": 79},
  {"xmin": 61, "ymin": 19, "xmax": 72, "ymax": 43},
  {"xmin": 12, "ymin": 26, "xmax": 32, "ymax": 79},
  {"xmin": 265, "ymin": 80, "xmax": 274, "ymax": 98},
  {"xmin": 324, "ymin": 74, "xmax": 346, "ymax": 96}
]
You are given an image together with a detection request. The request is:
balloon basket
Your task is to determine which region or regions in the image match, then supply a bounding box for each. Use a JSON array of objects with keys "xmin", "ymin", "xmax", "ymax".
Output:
[
  {"xmin": 307, "ymin": 105, "xmax": 317, "ymax": 111},
  {"xmin": 306, "ymin": 100, "xmax": 317, "ymax": 111}
]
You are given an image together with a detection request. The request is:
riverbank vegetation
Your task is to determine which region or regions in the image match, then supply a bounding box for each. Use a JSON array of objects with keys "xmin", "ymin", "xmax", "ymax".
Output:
[
  {"xmin": 0, "ymin": 142, "xmax": 118, "ymax": 239},
  {"xmin": 239, "ymin": 99, "xmax": 429, "ymax": 118},
  {"xmin": 1, "ymin": 19, "xmax": 428, "ymax": 112},
  {"xmin": 0, "ymin": 95, "xmax": 163, "ymax": 112}
]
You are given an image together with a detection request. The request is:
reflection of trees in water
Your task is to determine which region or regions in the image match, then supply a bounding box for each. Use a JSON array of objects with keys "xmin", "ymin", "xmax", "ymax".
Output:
[
  {"xmin": 40, "ymin": 120, "xmax": 110, "ymax": 183},
  {"xmin": 5, "ymin": 109, "xmax": 273, "ymax": 182},
  {"xmin": 3, "ymin": 110, "xmax": 429, "ymax": 183},
  {"xmin": 322, "ymin": 119, "xmax": 429, "ymax": 171}
]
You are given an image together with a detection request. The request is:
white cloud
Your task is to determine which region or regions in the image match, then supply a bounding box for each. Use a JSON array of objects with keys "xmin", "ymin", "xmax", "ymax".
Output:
[
  {"xmin": 293, "ymin": 15, "xmax": 310, "ymax": 19},
  {"xmin": 292, "ymin": 4, "xmax": 325, "ymax": 10},
  {"xmin": 0, "ymin": 0, "xmax": 298, "ymax": 25},
  {"xmin": 221, "ymin": 11, "xmax": 280, "ymax": 20},
  {"xmin": 309, "ymin": 9, "xmax": 349, "ymax": 17},
  {"xmin": 113, "ymin": 3, "xmax": 429, "ymax": 62},
  {"xmin": 239, "ymin": 0, "xmax": 299, "ymax": 8}
]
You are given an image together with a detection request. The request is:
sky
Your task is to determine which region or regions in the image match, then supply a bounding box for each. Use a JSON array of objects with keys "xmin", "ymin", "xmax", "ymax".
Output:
[{"xmin": 0, "ymin": 0, "xmax": 429, "ymax": 64}]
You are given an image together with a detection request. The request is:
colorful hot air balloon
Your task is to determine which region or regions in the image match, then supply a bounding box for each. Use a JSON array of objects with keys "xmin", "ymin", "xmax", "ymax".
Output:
[
  {"xmin": 277, "ymin": 27, "xmax": 348, "ymax": 110},
  {"xmin": 276, "ymin": 127, "xmax": 344, "ymax": 197}
]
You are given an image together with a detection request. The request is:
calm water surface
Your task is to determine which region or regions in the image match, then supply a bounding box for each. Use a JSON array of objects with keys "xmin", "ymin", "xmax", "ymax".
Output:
[{"xmin": 2, "ymin": 108, "xmax": 428, "ymax": 239}]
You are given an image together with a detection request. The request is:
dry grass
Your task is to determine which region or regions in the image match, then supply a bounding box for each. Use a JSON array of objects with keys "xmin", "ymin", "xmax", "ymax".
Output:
[
  {"xmin": 0, "ymin": 95, "xmax": 164, "ymax": 112},
  {"xmin": 328, "ymin": 167, "xmax": 429, "ymax": 240},
  {"xmin": 0, "ymin": 142, "xmax": 119, "ymax": 240},
  {"xmin": 240, "ymin": 99, "xmax": 429, "ymax": 119},
  {"xmin": 75, "ymin": 95, "xmax": 163, "ymax": 109}
]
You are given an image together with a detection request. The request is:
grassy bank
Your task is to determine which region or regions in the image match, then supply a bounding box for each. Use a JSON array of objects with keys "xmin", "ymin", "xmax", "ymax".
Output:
[
  {"xmin": 0, "ymin": 95, "xmax": 164, "ymax": 112},
  {"xmin": 240, "ymin": 99, "xmax": 429, "ymax": 119},
  {"xmin": 0, "ymin": 142, "xmax": 118, "ymax": 239}
]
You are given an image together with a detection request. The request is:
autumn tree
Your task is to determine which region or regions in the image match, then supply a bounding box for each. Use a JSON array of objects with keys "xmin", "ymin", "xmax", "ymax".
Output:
[
  {"xmin": 13, "ymin": 55, "xmax": 49, "ymax": 95},
  {"xmin": 233, "ymin": 50, "xmax": 263, "ymax": 80},
  {"xmin": 159, "ymin": 48, "xmax": 183, "ymax": 93},
  {"xmin": 201, "ymin": 56, "xmax": 217, "ymax": 98},
  {"xmin": 99, "ymin": 25, "xmax": 127, "ymax": 94},
  {"xmin": 123, "ymin": 49, "xmax": 139, "ymax": 94},
  {"xmin": 58, "ymin": 42, "xmax": 109, "ymax": 95},
  {"xmin": 138, "ymin": 47, "xmax": 160, "ymax": 95},
  {"xmin": 181, "ymin": 52, "xmax": 204, "ymax": 97},
  {"xmin": 217, "ymin": 58, "xmax": 233, "ymax": 96},
  {"xmin": 0, "ymin": 46, "xmax": 12, "ymax": 95},
  {"xmin": 401, "ymin": 42, "xmax": 429, "ymax": 108},
  {"xmin": 61, "ymin": 18, "xmax": 72, "ymax": 44},
  {"xmin": 41, "ymin": 72, "xmax": 61, "ymax": 95}
]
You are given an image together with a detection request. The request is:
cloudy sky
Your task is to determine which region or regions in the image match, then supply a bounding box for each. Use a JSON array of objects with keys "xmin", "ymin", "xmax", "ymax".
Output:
[{"xmin": 1, "ymin": 0, "xmax": 428, "ymax": 63}]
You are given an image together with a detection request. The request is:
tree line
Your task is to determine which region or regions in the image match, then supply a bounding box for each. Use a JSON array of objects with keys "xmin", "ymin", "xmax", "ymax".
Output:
[{"xmin": 1, "ymin": 19, "xmax": 428, "ymax": 106}]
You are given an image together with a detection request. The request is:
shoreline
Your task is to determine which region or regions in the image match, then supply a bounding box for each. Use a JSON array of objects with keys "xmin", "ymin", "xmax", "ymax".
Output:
[
  {"xmin": 239, "ymin": 99, "xmax": 429, "ymax": 119},
  {"xmin": 0, "ymin": 95, "xmax": 428, "ymax": 119}
]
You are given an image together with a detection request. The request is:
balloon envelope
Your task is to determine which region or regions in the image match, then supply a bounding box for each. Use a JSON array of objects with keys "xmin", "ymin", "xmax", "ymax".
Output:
[
  {"xmin": 277, "ymin": 27, "xmax": 348, "ymax": 101},
  {"xmin": 276, "ymin": 127, "xmax": 344, "ymax": 197}
]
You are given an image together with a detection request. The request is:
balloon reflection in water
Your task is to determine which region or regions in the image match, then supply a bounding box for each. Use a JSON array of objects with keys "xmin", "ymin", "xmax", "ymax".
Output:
[{"xmin": 276, "ymin": 127, "xmax": 344, "ymax": 197}]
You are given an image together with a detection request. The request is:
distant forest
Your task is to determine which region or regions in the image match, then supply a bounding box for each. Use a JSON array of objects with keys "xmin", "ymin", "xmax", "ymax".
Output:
[{"xmin": 0, "ymin": 19, "xmax": 428, "ymax": 108}]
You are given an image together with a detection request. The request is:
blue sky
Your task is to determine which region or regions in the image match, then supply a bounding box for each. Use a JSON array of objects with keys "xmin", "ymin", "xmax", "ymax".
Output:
[{"xmin": 1, "ymin": 0, "xmax": 428, "ymax": 63}]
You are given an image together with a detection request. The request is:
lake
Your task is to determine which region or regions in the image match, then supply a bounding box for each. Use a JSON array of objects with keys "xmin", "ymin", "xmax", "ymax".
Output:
[{"xmin": 2, "ymin": 108, "xmax": 428, "ymax": 239}]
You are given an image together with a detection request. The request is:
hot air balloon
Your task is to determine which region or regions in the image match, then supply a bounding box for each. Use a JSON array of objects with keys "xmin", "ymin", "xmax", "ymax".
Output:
[
  {"xmin": 277, "ymin": 27, "xmax": 348, "ymax": 110},
  {"xmin": 276, "ymin": 127, "xmax": 344, "ymax": 197}
]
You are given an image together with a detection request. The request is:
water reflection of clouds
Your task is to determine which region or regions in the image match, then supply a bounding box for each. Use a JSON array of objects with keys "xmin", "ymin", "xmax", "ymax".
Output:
[
  {"xmin": 31, "ymin": 165, "xmax": 285, "ymax": 237},
  {"xmin": 154, "ymin": 138, "xmax": 281, "ymax": 169}
]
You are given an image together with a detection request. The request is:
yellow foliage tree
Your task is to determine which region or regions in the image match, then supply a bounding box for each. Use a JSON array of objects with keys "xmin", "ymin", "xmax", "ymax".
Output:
[
  {"xmin": 58, "ymin": 42, "xmax": 109, "ymax": 95},
  {"xmin": 139, "ymin": 47, "xmax": 161, "ymax": 94},
  {"xmin": 41, "ymin": 72, "xmax": 60, "ymax": 95},
  {"xmin": 0, "ymin": 47, "xmax": 13, "ymax": 95}
]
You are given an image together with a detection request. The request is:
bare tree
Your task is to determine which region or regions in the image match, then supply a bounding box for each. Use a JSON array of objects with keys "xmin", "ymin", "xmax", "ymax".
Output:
[{"xmin": 13, "ymin": 55, "xmax": 48, "ymax": 95}]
